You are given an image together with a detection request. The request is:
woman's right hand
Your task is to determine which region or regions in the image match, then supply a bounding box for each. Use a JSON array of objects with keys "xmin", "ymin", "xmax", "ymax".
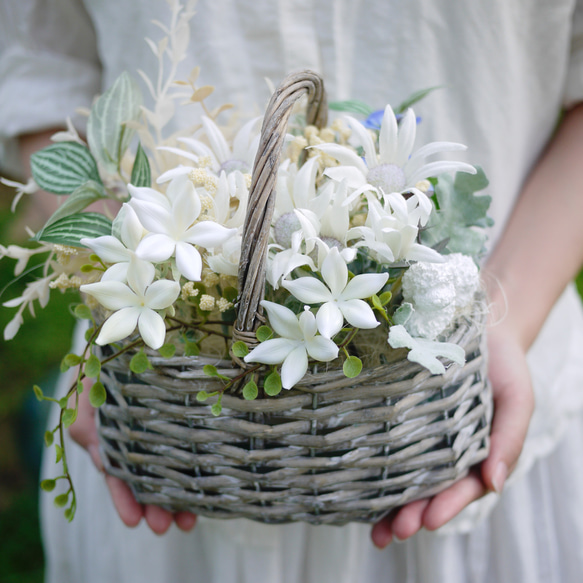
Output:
[{"xmin": 69, "ymin": 378, "xmax": 198, "ymax": 535}]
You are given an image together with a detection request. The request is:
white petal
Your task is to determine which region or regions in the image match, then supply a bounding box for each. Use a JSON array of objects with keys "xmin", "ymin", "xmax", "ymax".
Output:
[
  {"xmin": 144, "ymin": 279, "xmax": 180, "ymax": 309},
  {"xmin": 130, "ymin": 199, "xmax": 176, "ymax": 234},
  {"xmin": 395, "ymin": 108, "xmax": 417, "ymax": 166},
  {"xmin": 156, "ymin": 146, "xmax": 200, "ymax": 163},
  {"xmin": 282, "ymin": 277, "xmax": 332, "ymax": 304},
  {"xmin": 341, "ymin": 272, "xmax": 389, "ymax": 300},
  {"xmin": 201, "ymin": 116, "xmax": 231, "ymax": 163},
  {"xmin": 156, "ymin": 165, "xmax": 193, "ymax": 184},
  {"xmin": 321, "ymin": 247, "xmax": 348, "ymax": 298},
  {"xmin": 404, "ymin": 243, "xmax": 446, "ymax": 263},
  {"xmin": 406, "ymin": 142, "xmax": 467, "ymax": 176},
  {"xmin": 292, "ymin": 156, "xmax": 318, "ymax": 209},
  {"xmin": 340, "ymin": 299, "xmax": 380, "ymax": 329},
  {"xmin": 260, "ymin": 300, "xmax": 303, "ymax": 340},
  {"xmin": 407, "ymin": 161, "xmax": 477, "ymax": 185},
  {"xmin": 4, "ymin": 312, "xmax": 24, "ymax": 340},
  {"xmin": 126, "ymin": 258, "xmax": 155, "ymax": 296},
  {"xmin": 136, "ymin": 233, "xmax": 176, "ymax": 262},
  {"xmin": 137, "ymin": 309, "xmax": 167, "ymax": 349},
  {"xmin": 324, "ymin": 166, "xmax": 368, "ymax": 190},
  {"xmin": 101, "ymin": 262, "xmax": 129, "ymax": 282},
  {"xmin": 81, "ymin": 236, "xmax": 130, "ymax": 263},
  {"xmin": 298, "ymin": 308, "xmax": 318, "ymax": 339},
  {"xmin": 281, "ymin": 345, "xmax": 309, "ymax": 389},
  {"xmin": 96, "ymin": 307, "xmax": 141, "ymax": 345},
  {"xmin": 379, "ymin": 104, "xmax": 399, "ymax": 164},
  {"xmin": 175, "ymin": 241, "xmax": 203, "ymax": 281},
  {"xmin": 207, "ymin": 253, "xmax": 239, "ymax": 276},
  {"xmin": 345, "ymin": 115, "xmax": 378, "ymax": 169},
  {"xmin": 171, "ymin": 178, "xmax": 201, "ymax": 232},
  {"xmin": 81, "ymin": 281, "xmax": 138, "ymax": 310},
  {"xmin": 184, "ymin": 221, "xmax": 236, "ymax": 248},
  {"xmin": 312, "ymin": 143, "xmax": 368, "ymax": 175},
  {"xmin": 305, "ymin": 335, "xmax": 339, "ymax": 362},
  {"xmin": 120, "ymin": 204, "xmax": 145, "ymax": 250},
  {"xmin": 315, "ymin": 301, "xmax": 344, "ymax": 338},
  {"xmin": 244, "ymin": 338, "xmax": 298, "ymax": 365},
  {"xmin": 128, "ymin": 184, "xmax": 169, "ymax": 208}
]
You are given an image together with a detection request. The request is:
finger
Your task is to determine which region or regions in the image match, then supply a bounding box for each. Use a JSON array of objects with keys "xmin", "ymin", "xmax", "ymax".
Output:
[
  {"xmin": 482, "ymin": 341, "xmax": 534, "ymax": 493},
  {"xmin": 370, "ymin": 514, "xmax": 394, "ymax": 549},
  {"xmin": 422, "ymin": 472, "xmax": 486, "ymax": 531},
  {"xmin": 105, "ymin": 474, "xmax": 144, "ymax": 528},
  {"xmin": 175, "ymin": 512, "xmax": 197, "ymax": 532},
  {"xmin": 144, "ymin": 504, "xmax": 174, "ymax": 535},
  {"xmin": 391, "ymin": 498, "xmax": 431, "ymax": 540}
]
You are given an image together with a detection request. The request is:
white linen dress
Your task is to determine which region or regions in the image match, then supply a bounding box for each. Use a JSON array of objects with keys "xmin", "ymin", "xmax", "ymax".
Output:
[{"xmin": 2, "ymin": 1, "xmax": 583, "ymax": 581}]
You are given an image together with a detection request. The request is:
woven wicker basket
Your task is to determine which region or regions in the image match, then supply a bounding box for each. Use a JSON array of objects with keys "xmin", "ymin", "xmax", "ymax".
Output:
[{"xmin": 97, "ymin": 71, "xmax": 492, "ymax": 526}]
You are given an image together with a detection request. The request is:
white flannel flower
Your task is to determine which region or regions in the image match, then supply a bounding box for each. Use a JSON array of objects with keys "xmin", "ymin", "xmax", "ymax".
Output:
[
  {"xmin": 282, "ymin": 247, "xmax": 388, "ymax": 338},
  {"xmin": 266, "ymin": 231, "xmax": 316, "ymax": 289},
  {"xmin": 81, "ymin": 204, "xmax": 149, "ymax": 282},
  {"xmin": 157, "ymin": 116, "xmax": 261, "ymax": 182},
  {"xmin": 80, "ymin": 260, "xmax": 180, "ymax": 349},
  {"xmin": 313, "ymin": 105, "xmax": 476, "ymax": 196},
  {"xmin": 244, "ymin": 301, "xmax": 338, "ymax": 389},
  {"xmin": 129, "ymin": 176, "xmax": 236, "ymax": 281}
]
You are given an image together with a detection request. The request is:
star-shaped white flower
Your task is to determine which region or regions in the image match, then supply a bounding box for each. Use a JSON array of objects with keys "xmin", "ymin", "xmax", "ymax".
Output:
[
  {"xmin": 81, "ymin": 204, "xmax": 149, "ymax": 282},
  {"xmin": 80, "ymin": 260, "xmax": 180, "ymax": 349},
  {"xmin": 313, "ymin": 105, "xmax": 476, "ymax": 196},
  {"xmin": 243, "ymin": 301, "xmax": 339, "ymax": 389},
  {"xmin": 282, "ymin": 247, "xmax": 388, "ymax": 338},
  {"xmin": 129, "ymin": 176, "xmax": 236, "ymax": 281}
]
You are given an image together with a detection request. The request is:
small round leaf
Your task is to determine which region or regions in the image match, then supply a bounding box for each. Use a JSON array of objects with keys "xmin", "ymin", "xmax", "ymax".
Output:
[
  {"xmin": 158, "ymin": 343, "xmax": 176, "ymax": 358},
  {"xmin": 196, "ymin": 391, "xmax": 209, "ymax": 402},
  {"xmin": 89, "ymin": 381, "xmax": 106, "ymax": 408},
  {"xmin": 264, "ymin": 372, "xmax": 282, "ymax": 396},
  {"xmin": 40, "ymin": 479, "xmax": 57, "ymax": 492},
  {"xmin": 231, "ymin": 341, "xmax": 249, "ymax": 358},
  {"xmin": 84, "ymin": 354, "xmax": 101, "ymax": 378},
  {"xmin": 343, "ymin": 356, "xmax": 363, "ymax": 378},
  {"xmin": 44, "ymin": 431, "xmax": 54, "ymax": 447},
  {"xmin": 211, "ymin": 402, "xmax": 222, "ymax": 416},
  {"xmin": 203, "ymin": 364, "xmax": 218, "ymax": 377},
  {"xmin": 73, "ymin": 304, "xmax": 93, "ymax": 319},
  {"xmin": 62, "ymin": 408, "xmax": 77, "ymax": 428},
  {"xmin": 242, "ymin": 381, "xmax": 258, "ymax": 400},
  {"xmin": 256, "ymin": 326, "xmax": 273, "ymax": 342},
  {"xmin": 54, "ymin": 493, "xmax": 69, "ymax": 508},
  {"xmin": 130, "ymin": 351, "xmax": 151, "ymax": 374}
]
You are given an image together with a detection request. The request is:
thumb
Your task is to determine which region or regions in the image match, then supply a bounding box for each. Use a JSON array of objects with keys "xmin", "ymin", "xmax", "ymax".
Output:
[{"xmin": 482, "ymin": 329, "xmax": 534, "ymax": 493}]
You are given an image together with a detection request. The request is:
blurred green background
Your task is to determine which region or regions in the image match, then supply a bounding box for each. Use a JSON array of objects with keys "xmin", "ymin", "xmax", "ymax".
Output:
[{"xmin": 1, "ymin": 181, "xmax": 583, "ymax": 583}]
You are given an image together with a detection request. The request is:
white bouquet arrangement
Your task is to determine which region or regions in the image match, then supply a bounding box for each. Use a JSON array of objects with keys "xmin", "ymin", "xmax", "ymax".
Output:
[{"xmin": 1, "ymin": 2, "xmax": 493, "ymax": 524}]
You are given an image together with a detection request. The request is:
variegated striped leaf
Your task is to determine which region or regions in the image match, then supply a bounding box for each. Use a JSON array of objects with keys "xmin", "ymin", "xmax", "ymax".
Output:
[
  {"xmin": 87, "ymin": 71, "xmax": 142, "ymax": 174},
  {"xmin": 30, "ymin": 142, "xmax": 101, "ymax": 194},
  {"xmin": 35, "ymin": 212, "xmax": 112, "ymax": 248},
  {"xmin": 130, "ymin": 142, "xmax": 151, "ymax": 187},
  {"xmin": 43, "ymin": 181, "xmax": 107, "ymax": 228}
]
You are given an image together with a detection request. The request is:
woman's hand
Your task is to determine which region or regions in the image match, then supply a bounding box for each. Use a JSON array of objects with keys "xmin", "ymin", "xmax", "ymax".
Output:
[
  {"xmin": 69, "ymin": 378, "xmax": 198, "ymax": 535},
  {"xmin": 371, "ymin": 318, "xmax": 534, "ymax": 548}
]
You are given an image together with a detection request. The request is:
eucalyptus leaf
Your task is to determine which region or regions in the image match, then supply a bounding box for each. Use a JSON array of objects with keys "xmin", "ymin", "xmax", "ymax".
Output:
[
  {"xmin": 43, "ymin": 180, "xmax": 106, "ymax": 228},
  {"xmin": 35, "ymin": 212, "xmax": 112, "ymax": 248},
  {"xmin": 87, "ymin": 71, "xmax": 142, "ymax": 173},
  {"xmin": 30, "ymin": 141, "xmax": 101, "ymax": 194},
  {"xmin": 395, "ymin": 86, "xmax": 441, "ymax": 114},
  {"xmin": 130, "ymin": 142, "xmax": 152, "ymax": 187},
  {"xmin": 420, "ymin": 167, "xmax": 493, "ymax": 259}
]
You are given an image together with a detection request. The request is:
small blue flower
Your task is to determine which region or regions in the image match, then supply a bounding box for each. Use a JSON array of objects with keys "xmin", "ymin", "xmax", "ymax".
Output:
[{"xmin": 363, "ymin": 110, "xmax": 421, "ymax": 130}]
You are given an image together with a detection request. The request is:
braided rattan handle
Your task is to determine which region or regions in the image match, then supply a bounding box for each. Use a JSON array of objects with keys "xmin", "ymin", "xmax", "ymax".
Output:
[{"xmin": 233, "ymin": 70, "xmax": 327, "ymax": 350}]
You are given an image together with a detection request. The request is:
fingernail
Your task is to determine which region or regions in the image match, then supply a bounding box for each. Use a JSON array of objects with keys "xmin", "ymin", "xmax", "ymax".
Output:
[{"xmin": 492, "ymin": 461, "xmax": 508, "ymax": 493}]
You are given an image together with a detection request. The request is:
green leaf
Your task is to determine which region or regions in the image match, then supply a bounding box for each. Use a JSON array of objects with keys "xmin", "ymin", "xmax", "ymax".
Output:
[
  {"xmin": 129, "ymin": 351, "xmax": 151, "ymax": 374},
  {"xmin": 64, "ymin": 507, "xmax": 75, "ymax": 522},
  {"xmin": 203, "ymin": 364, "xmax": 218, "ymax": 377},
  {"xmin": 371, "ymin": 294, "xmax": 383, "ymax": 311},
  {"xmin": 61, "ymin": 353, "xmax": 82, "ymax": 372},
  {"xmin": 328, "ymin": 99, "xmax": 375, "ymax": 116},
  {"xmin": 42, "ymin": 180, "xmax": 107, "ymax": 229},
  {"xmin": 231, "ymin": 341, "xmax": 249, "ymax": 358},
  {"xmin": 89, "ymin": 381, "xmax": 106, "ymax": 407},
  {"xmin": 395, "ymin": 86, "xmax": 441, "ymax": 114},
  {"xmin": 256, "ymin": 326, "xmax": 273, "ymax": 342},
  {"xmin": 33, "ymin": 385, "xmax": 44, "ymax": 401},
  {"xmin": 87, "ymin": 71, "xmax": 142, "ymax": 173},
  {"xmin": 379, "ymin": 291, "xmax": 392, "ymax": 306},
  {"xmin": 40, "ymin": 479, "xmax": 56, "ymax": 492},
  {"xmin": 211, "ymin": 402, "xmax": 222, "ymax": 416},
  {"xmin": 76, "ymin": 381, "xmax": 84, "ymax": 394},
  {"xmin": 58, "ymin": 397, "xmax": 69, "ymax": 409},
  {"xmin": 84, "ymin": 326, "xmax": 95, "ymax": 341},
  {"xmin": 196, "ymin": 391, "xmax": 209, "ymax": 402},
  {"xmin": 222, "ymin": 286, "xmax": 238, "ymax": 302},
  {"xmin": 130, "ymin": 142, "xmax": 151, "ymax": 187},
  {"xmin": 74, "ymin": 303, "xmax": 93, "ymax": 320},
  {"xmin": 264, "ymin": 371, "xmax": 282, "ymax": 396},
  {"xmin": 343, "ymin": 355, "xmax": 363, "ymax": 378},
  {"xmin": 84, "ymin": 353, "xmax": 101, "ymax": 378},
  {"xmin": 184, "ymin": 341, "xmax": 200, "ymax": 356},
  {"xmin": 35, "ymin": 212, "xmax": 112, "ymax": 248},
  {"xmin": 158, "ymin": 343, "xmax": 176, "ymax": 358},
  {"xmin": 44, "ymin": 431, "xmax": 54, "ymax": 447},
  {"xmin": 55, "ymin": 444, "xmax": 63, "ymax": 463},
  {"xmin": 62, "ymin": 408, "xmax": 77, "ymax": 428},
  {"xmin": 30, "ymin": 141, "xmax": 101, "ymax": 194},
  {"xmin": 242, "ymin": 381, "xmax": 258, "ymax": 400},
  {"xmin": 54, "ymin": 493, "xmax": 69, "ymax": 508},
  {"xmin": 420, "ymin": 168, "xmax": 493, "ymax": 259}
]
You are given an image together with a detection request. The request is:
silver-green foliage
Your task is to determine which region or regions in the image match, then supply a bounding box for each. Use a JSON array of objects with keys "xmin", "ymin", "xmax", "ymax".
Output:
[{"xmin": 35, "ymin": 212, "xmax": 112, "ymax": 248}]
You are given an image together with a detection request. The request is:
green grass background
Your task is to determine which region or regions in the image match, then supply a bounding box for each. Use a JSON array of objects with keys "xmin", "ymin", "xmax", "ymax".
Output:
[{"xmin": 1, "ymin": 182, "xmax": 583, "ymax": 583}]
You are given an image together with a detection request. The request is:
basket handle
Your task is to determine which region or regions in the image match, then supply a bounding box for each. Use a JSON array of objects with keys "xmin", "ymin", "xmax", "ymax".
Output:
[{"xmin": 233, "ymin": 70, "xmax": 328, "ymax": 351}]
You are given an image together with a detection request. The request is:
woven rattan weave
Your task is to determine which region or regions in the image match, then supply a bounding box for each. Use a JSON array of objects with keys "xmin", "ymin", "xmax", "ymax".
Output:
[{"xmin": 97, "ymin": 71, "xmax": 492, "ymax": 525}]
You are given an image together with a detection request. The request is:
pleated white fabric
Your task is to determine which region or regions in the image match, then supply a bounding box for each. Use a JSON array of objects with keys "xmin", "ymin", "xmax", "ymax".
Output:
[{"xmin": 2, "ymin": 0, "xmax": 583, "ymax": 581}]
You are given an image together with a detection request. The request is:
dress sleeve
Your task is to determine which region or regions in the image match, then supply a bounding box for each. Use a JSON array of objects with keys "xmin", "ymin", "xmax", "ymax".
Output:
[
  {"xmin": 564, "ymin": 0, "xmax": 583, "ymax": 108},
  {"xmin": 0, "ymin": 0, "xmax": 102, "ymax": 140}
]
